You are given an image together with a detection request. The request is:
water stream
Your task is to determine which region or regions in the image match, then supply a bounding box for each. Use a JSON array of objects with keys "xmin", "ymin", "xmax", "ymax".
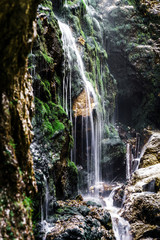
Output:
[
  {"xmin": 40, "ymin": 174, "xmax": 54, "ymax": 240},
  {"xmin": 126, "ymin": 143, "xmax": 132, "ymax": 180},
  {"xmin": 83, "ymin": 185, "xmax": 132, "ymax": 240},
  {"xmin": 58, "ymin": 20, "xmax": 102, "ymax": 190},
  {"xmin": 104, "ymin": 187, "xmax": 132, "ymax": 240}
]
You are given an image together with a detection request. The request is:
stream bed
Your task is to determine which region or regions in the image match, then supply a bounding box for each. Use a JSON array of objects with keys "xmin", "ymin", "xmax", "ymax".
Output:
[{"xmin": 83, "ymin": 184, "xmax": 133, "ymax": 240}]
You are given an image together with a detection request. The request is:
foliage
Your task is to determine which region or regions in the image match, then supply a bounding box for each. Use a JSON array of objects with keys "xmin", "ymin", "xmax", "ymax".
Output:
[
  {"xmin": 9, "ymin": 138, "xmax": 16, "ymax": 150},
  {"xmin": 41, "ymin": 51, "xmax": 54, "ymax": 64},
  {"xmin": 35, "ymin": 98, "xmax": 66, "ymax": 138},
  {"xmin": 68, "ymin": 160, "xmax": 78, "ymax": 174}
]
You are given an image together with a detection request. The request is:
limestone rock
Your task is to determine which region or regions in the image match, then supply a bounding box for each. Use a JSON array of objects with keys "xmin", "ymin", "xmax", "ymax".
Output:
[
  {"xmin": 140, "ymin": 132, "xmax": 160, "ymax": 168},
  {"xmin": 73, "ymin": 90, "xmax": 95, "ymax": 117},
  {"xmin": 121, "ymin": 132, "xmax": 160, "ymax": 240}
]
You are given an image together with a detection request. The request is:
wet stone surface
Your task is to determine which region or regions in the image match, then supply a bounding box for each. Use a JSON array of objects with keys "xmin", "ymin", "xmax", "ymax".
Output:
[{"xmin": 39, "ymin": 199, "xmax": 116, "ymax": 240}]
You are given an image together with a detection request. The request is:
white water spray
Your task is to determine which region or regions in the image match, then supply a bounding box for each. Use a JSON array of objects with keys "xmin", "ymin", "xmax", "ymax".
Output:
[
  {"xmin": 58, "ymin": 20, "xmax": 102, "ymax": 190},
  {"xmin": 104, "ymin": 187, "xmax": 132, "ymax": 240},
  {"xmin": 126, "ymin": 143, "xmax": 132, "ymax": 180}
]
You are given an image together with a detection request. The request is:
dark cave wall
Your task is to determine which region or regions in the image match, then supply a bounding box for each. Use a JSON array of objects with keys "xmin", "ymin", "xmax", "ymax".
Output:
[
  {"xmin": 0, "ymin": 0, "xmax": 41, "ymax": 239},
  {"xmin": 104, "ymin": 0, "xmax": 160, "ymax": 129}
]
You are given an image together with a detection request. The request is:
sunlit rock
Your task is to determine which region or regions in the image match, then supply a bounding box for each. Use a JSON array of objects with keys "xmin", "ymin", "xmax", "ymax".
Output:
[
  {"xmin": 140, "ymin": 132, "xmax": 160, "ymax": 168},
  {"xmin": 121, "ymin": 132, "xmax": 160, "ymax": 239},
  {"xmin": 73, "ymin": 90, "xmax": 95, "ymax": 117}
]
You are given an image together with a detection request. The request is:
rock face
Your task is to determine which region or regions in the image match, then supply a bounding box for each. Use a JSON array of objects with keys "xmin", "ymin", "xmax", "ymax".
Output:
[
  {"xmin": 73, "ymin": 90, "xmax": 95, "ymax": 117},
  {"xmin": 101, "ymin": 135, "xmax": 126, "ymax": 182},
  {"xmin": 97, "ymin": 0, "xmax": 160, "ymax": 129},
  {"xmin": 0, "ymin": 0, "xmax": 40, "ymax": 239},
  {"xmin": 121, "ymin": 132, "xmax": 160, "ymax": 239}
]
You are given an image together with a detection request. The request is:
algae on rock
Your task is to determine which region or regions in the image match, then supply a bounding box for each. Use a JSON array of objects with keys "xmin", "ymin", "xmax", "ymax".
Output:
[{"xmin": 0, "ymin": 0, "xmax": 41, "ymax": 239}]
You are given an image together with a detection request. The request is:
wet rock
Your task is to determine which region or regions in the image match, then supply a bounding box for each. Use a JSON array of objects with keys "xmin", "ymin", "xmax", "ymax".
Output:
[
  {"xmin": 86, "ymin": 201, "xmax": 101, "ymax": 207},
  {"xmin": 45, "ymin": 199, "xmax": 115, "ymax": 240},
  {"xmin": 73, "ymin": 90, "xmax": 95, "ymax": 117},
  {"xmin": 113, "ymin": 185, "xmax": 125, "ymax": 208},
  {"xmin": 142, "ymin": 179, "xmax": 156, "ymax": 192},
  {"xmin": 122, "ymin": 193, "xmax": 160, "ymax": 239},
  {"xmin": 78, "ymin": 205, "xmax": 90, "ymax": 216},
  {"xmin": 76, "ymin": 195, "xmax": 83, "ymax": 201},
  {"xmin": 101, "ymin": 136, "xmax": 126, "ymax": 182}
]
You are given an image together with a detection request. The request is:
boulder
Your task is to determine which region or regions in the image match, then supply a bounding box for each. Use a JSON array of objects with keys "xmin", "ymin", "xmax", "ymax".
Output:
[{"xmin": 45, "ymin": 199, "xmax": 115, "ymax": 240}]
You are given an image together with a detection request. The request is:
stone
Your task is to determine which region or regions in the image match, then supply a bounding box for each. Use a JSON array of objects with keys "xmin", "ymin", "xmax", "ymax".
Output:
[
  {"xmin": 45, "ymin": 199, "xmax": 114, "ymax": 240},
  {"xmin": 140, "ymin": 132, "xmax": 160, "ymax": 168},
  {"xmin": 78, "ymin": 36, "xmax": 85, "ymax": 46},
  {"xmin": 121, "ymin": 132, "xmax": 160, "ymax": 240},
  {"xmin": 73, "ymin": 90, "xmax": 95, "ymax": 117}
]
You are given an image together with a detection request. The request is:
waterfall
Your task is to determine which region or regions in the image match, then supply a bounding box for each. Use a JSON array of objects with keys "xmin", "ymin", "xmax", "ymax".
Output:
[
  {"xmin": 134, "ymin": 135, "xmax": 153, "ymax": 171},
  {"xmin": 43, "ymin": 175, "xmax": 49, "ymax": 221},
  {"xmin": 128, "ymin": 135, "xmax": 153, "ymax": 175},
  {"xmin": 126, "ymin": 143, "xmax": 132, "ymax": 180},
  {"xmin": 40, "ymin": 175, "xmax": 54, "ymax": 240},
  {"xmin": 58, "ymin": 20, "xmax": 101, "ymax": 192}
]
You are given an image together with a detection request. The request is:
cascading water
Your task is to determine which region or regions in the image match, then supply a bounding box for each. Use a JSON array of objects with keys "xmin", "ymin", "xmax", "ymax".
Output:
[
  {"xmin": 40, "ymin": 175, "xmax": 54, "ymax": 240},
  {"xmin": 127, "ymin": 134, "xmax": 152, "ymax": 177},
  {"xmin": 58, "ymin": 20, "xmax": 102, "ymax": 192},
  {"xmin": 126, "ymin": 143, "xmax": 132, "ymax": 180},
  {"xmin": 58, "ymin": 3, "xmax": 133, "ymax": 238},
  {"xmin": 104, "ymin": 187, "xmax": 132, "ymax": 240}
]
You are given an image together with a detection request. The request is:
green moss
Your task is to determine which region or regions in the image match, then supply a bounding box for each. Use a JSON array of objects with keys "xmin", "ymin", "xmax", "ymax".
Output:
[
  {"xmin": 23, "ymin": 195, "xmax": 32, "ymax": 210},
  {"xmin": 83, "ymin": 15, "xmax": 94, "ymax": 36},
  {"xmin": 35, "ymin": 98, "xmax": 66, "ymax": 138},
  {"xmin": 56, "ymin": 208, "xmax": 65, "ymax": 214},
  {"xmin": 105, "ymin": 125, "xmax": 110, "ymax": 138},
  {"xmin": 41, "ymin": 0, "xmax": 53, "ymax": 9},
  {"xmin": 68, "ymin": 160, "xmax": 78, "ymax": 174},
  {"xmin": 51, "ymin": 119, "xmax": 65, "ymax": 133},
  {"xmin": 41, "ymin": 51, "xmax": 53, "ymax": 64},
  {"xmin": 81, "ymin": 0, "xmax": 86, "ymax": 10},
  {"xmin": 40, "ymin": 80, "xmax": 52, "ymax": 101},
  {"xmin": 8, "ymin": 138, "xmax": 16, "ymax": 150},
  {"xmin": 54, "ymin": 74, "xmax": 61, "ymax": 86}
]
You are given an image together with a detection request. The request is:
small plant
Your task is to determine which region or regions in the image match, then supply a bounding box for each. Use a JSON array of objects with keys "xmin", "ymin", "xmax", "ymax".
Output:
[
  {"xmin": 9, "ymin": 139, "xmax": 16, "ymax": 150},
  {"xmin": 23, "ymin": 194, "xmax": 33, "ymax": 217},
  {"xmin": 68, "ymin": 160, "xmax": 78, "ymax": 174},
  {"xmin": 41, "ymin": 51, "xmax": 53, "ymax": 64}
]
